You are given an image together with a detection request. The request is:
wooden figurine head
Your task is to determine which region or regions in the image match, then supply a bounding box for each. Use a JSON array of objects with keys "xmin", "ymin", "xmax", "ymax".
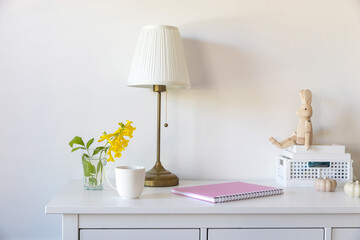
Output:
[{"xmin": 296, "ymin": 89, "xmax": 312, "ymax": 118}]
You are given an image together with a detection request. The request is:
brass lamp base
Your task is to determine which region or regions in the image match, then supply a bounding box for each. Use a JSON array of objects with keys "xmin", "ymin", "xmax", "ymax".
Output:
[{"xmin": 145, "ymin": 164, "xmax": 179, "ymax": 187}]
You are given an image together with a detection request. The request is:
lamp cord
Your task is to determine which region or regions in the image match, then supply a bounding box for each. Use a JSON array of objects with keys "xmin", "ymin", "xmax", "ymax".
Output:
[{"xmin": 164, "ymin": 90, "xmax": 168, "ymax": 128}]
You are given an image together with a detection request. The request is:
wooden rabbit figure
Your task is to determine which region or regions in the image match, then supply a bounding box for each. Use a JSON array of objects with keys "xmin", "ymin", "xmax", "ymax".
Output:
[{"xmin": 269, "ymin": 89, "xmax": 313, "ymax": 150}]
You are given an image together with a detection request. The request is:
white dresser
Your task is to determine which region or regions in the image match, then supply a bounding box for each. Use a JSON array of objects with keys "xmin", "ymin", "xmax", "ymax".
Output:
[{"xmin": 45, "ymin": 180, "xmax": 360, "ymax": 240}]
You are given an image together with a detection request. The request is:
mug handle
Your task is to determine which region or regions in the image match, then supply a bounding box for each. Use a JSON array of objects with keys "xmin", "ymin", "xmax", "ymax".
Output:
[{"xmin": 106, "ymin": 169, "xmax": 117, "ymax": 190}]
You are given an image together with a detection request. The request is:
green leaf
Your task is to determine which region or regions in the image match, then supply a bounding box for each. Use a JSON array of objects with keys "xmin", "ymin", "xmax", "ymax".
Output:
[
  {"xmin": 69, "ymin": 136, "xmax": 85, "ymax": 147},
  {"xmin": 89, "ymin": 177, "xmax": 97, "ymax": 186},
  {"xmin": 86, "ymin": 138, "xmax": 94, "ymax": 149},
  {"xmin": 71, "ymin": 147, "xmax": 85, "ymax": 152},
  {"xmin": 97, "ymin": 160, "xmax": 103, "ymax": 174},
  {"xmin": 93, "ymin": 146, "xmax": 105, "ymax": 156},
  {"xmin": 82, "ymin": 155, "xmax": 96, "ymax": 177}
]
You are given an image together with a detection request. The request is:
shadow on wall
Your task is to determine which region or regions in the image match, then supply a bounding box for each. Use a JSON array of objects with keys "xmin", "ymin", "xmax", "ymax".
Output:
[
  {"xmin": 167, "ymin": 38, "xmax": 274, "ymax": 177},
  {"xmin": 178, "ymin": 38, "xmax": 269, "ymax": 112},
  {"xmin": 181, "ymin": 39, "xmax": 211, "ymax": 89},
  {"xmin": 182, "ymin": 38, "xmax": 256, "ymax": 89}
]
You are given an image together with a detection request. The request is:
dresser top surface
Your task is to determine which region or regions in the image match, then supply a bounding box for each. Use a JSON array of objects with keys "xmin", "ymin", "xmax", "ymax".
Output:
[{"xmin": 45, "ymin": 180, "xmax": 360, "ymax": 214}]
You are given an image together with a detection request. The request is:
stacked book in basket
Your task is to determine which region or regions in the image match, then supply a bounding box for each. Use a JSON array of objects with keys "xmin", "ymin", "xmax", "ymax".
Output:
[{"xmin": 276, "ymin": 145, "xmax": 353, "ymax": 187}]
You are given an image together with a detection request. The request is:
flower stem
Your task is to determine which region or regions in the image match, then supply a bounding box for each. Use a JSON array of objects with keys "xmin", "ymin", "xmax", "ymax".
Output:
[{"xmin": 99, "ymin": 142, "xmax": 109, "ymax": 159}]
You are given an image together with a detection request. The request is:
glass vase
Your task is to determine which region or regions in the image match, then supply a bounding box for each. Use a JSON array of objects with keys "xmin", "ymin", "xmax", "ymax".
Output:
[{"xmin": 81, "ymin": 150, "xmax": 107, "ymax": 190}]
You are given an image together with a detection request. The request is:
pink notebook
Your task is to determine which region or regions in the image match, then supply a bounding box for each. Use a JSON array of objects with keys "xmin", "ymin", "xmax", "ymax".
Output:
[{"xmin": 172, "ymin": 182, "xmax": 284, "ymax": 203}]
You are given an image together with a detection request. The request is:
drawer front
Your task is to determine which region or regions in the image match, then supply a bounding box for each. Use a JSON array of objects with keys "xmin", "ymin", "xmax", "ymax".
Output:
[
  {"xmin": 80, "ymin": 229, "xmax": 199, "ymax": 240},
  {"xmin": 208, "ymin": 228, "xmax": 323, "ymax": 240},
  {"xmin": 333, "ymin": 228, "xmax": 360, "ymax": 240}
]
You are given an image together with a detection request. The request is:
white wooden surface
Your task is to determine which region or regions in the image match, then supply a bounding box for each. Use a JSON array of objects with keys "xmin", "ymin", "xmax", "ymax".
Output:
[
  {"xmin": 45, "ymin": 180, "xmax": 360, "ymax": 214},
  {"xmin": 80, "ymin": 229, "xmax": 199, "ymax": 240},
  {"xmin": 208, "ymin": 229, "xmax": 323, "ymax": 240},
  {"xmin": 45, "ymin": 180, "xmax": 360, "ymax": 240},
  {"xmin": 62, "ymin": 215, "xmax": 78, "ymax": 240},
  {"xmin": 78, "ymin": 214, "xmax": 360, "ymax": 229},
  {"xmin": 332, "ymin": 228, "xmax": 360, "ymax": 240}
]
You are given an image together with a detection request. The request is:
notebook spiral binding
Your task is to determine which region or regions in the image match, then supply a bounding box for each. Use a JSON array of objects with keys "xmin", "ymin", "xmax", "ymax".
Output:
[{"xmin": 215, "ymin": 189, "xmax": 284, "ymax": 203}]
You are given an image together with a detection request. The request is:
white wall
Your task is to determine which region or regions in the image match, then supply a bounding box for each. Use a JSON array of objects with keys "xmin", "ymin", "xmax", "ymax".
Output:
[{"xmin": 1, "ymin": 0, "xmax": 360, "ymax": 239}]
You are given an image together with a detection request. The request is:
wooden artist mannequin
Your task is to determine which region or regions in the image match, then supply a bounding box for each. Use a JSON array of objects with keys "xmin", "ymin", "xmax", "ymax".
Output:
[{"xmin": 269, "ymin": 89, "xmax": 313, "ymax": 150}]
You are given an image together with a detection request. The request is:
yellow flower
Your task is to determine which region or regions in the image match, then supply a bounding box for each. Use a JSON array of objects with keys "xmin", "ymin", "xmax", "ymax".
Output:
[
  {"xmin": 107, "ymin": 151, "xmax": 114, "ymax": 162},
  {"xmin": 99, "ymin": 121, "xmax": 136, "ymax": 162},
  {"xmin": 98, "ymin": 133, "xmax": 115, "ymax": 142}
]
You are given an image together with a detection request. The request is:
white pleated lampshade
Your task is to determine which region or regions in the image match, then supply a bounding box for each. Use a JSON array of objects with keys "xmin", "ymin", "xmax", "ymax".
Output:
[{"xmin": 128, "ymin": 25, "xmax": 191, "ymax": 88}]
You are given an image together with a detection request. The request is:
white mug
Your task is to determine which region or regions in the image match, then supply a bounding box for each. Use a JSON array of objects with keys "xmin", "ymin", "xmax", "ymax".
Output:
[{"xmin": 106, "ymin": 166, "xmax": 146, "ymax": 199}]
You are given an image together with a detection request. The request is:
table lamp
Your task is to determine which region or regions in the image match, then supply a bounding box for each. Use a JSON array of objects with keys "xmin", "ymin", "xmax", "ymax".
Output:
[{"xmin": 128, "ymin": 25, "xmax": 190, "ymax": 187}]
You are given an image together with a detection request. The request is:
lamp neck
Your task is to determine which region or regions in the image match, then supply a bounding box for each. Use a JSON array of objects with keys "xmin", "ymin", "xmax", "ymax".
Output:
[
  {"xmin": 154, "ymin": 85, "xmax": 166, "ymax": 167},
  {"xmin": 153, "ymin": 85, "xmax": 166, "ymax": 92}
]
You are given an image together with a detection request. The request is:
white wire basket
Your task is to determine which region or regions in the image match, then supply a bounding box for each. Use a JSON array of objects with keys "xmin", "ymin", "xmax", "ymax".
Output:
[{"xmin": 276, "ymin": 156, "xmax": 353, "ymax": 187}]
